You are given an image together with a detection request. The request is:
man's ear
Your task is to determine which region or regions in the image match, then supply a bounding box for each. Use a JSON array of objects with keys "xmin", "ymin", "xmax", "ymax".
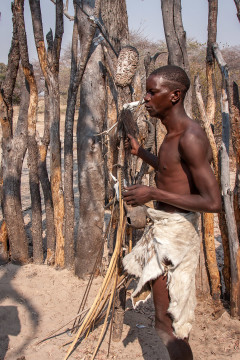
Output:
[{"xmin": 171, "ymin": 89, "xmax": 181, "ymax": 104}]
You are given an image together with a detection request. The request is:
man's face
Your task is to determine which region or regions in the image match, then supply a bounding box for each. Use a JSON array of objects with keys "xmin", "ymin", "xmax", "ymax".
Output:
[{"xmin": 144, "ymin": 75, "xmax": 174, "ymax": 118}]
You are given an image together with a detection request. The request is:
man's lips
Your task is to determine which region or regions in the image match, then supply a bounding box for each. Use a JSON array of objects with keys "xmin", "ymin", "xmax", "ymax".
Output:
[{"xmin": 145, "ymin": 105, "xmax": 152, "ymax": 111}]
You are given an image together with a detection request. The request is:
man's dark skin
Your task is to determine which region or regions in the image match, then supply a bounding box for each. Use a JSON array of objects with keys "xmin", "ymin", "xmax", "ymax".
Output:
[{"xmin": 123, "ymin": 69, "xmax": 221, "ymax": 360}]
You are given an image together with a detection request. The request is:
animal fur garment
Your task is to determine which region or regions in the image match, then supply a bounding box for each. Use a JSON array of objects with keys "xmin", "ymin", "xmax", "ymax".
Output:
[{"xmin": 123, "ymin": 207, "xmax": 200, "ymax": 339}]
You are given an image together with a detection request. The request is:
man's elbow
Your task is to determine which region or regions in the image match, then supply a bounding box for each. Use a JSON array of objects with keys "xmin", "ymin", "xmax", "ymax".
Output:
[{"xmin": 208, "ymin": 197, "xmax": 222, "ymax": 213}]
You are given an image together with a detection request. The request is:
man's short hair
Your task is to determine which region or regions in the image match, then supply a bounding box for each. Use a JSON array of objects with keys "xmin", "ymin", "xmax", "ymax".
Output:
[{"xmin": 150, "ymin": 65, "xmax": 190, "ymax": 98}]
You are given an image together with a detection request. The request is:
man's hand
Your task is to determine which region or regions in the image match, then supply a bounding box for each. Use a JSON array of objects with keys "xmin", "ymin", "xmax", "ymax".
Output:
[
  {"xmin": 123, "ymin": 184, "xmax": 153, "ymax": 206},
  {"xmin": 124, "ymin": 134, "xmax": 140, "ymax": 156}
]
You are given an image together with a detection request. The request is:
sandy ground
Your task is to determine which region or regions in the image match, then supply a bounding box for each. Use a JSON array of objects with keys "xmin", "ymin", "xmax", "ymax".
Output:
[{"xmin": 0, "ymin": 263, "xmax": 240, "ymax": 360}]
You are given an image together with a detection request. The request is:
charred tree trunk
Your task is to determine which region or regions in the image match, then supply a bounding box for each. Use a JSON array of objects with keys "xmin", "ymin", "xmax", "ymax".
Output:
[
  {"xmin": 64, "ymin": 0, "xmax": 101, "ymax": 270},
  {"xmin": 38, "ymin": 87, "xmax": 56, "ymax": 265},
  {"xmin": 29, "ymin": 0, "xmax": 65, "ymax": 267},
  {"xmin": 15, "ymin": 0, "xmax": 43, "ymax": 264},
  {"xmin": 0, "ymin": 220, "xmax": 8, "ymax": 264},
  {"xmin": 206, "ymin": 0, "xmax": 231, "ymax": 299},
  {"xmin": 101, "ymin": 0, "xmax": 129, "ymax": 53},
  {"xmin": 63, "ymin": 5, "xmax": 78, "ymax": 270},
  {"xmin": 1, "ymin": 79, "xmax": 29, "ymax": 264},
  {"xmin": 213, "ymin": 43, "xmax": 240, "ymax": 317},
  {"xmin": 194, "ymin": 75, "xmax": 222, "ymax": 302},
  {"xmin": 234, "ymin": 0, "xmax": 240, "ymax": 22},
  {"xmin": 232, "ymin": 82, "xmax": 240, "ymax": 240},
  {"xmin": 161, "ymin": 0, "xmax": 192, "ymax": 116},
  {"xmin": 1, "ymin": 91, "xmax": 29, "ymax": 264},
  {"xmin": 101, "ymin": 0, "xmax": 129, "ymax": 201},
  {"xmin": 102, "ymin": 1, "xmax": 137, "ymax": 342},
  {"xmin": 75, "ymin": 0, "xmax": 106, "ymax": 277},
  {"xmin": 0, "ymin": 4, "xmax": 28, "ymax": 264},
  {"xmin": 206, "ymin": 0, "xmax": 218, "ymax": 125}
]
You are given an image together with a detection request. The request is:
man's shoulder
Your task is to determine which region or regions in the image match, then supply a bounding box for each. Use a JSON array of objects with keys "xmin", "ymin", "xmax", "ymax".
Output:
[
  {"xmin": 179, "ymin": 119, "xmax": 210, "ymax": 160},
  {"xmin": 180, "ymin": 119, "xmax": 207, "ymax": 147}
]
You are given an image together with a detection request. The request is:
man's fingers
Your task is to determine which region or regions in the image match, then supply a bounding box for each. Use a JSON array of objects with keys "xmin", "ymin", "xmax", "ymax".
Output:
[
  {"xmin": 127, "ymin": 133, "xmax": 133, "ymax": 140},
  {"xmin": 124, "ymin": 140, "xmax": 130, "ymax": 148},
  {"xmin": 126, "ymin": 199, "xmax": 138, "ymax": 206},
  {"xmin": 124, "ymin": 185, "xmax": 139, "ymax": 191},
  {"xmin": 123, "ymin": 191, "xmax": 132, "ymax": 199},
  {"xmin": 123, "ymin": 191, "xmax": 135, "ymax": 201}
]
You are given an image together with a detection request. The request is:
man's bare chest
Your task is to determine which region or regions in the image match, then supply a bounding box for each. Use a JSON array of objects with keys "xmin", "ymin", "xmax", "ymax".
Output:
[{"xmin": 157, "ymin": 136, "xmax": 182, "ymax": 174}]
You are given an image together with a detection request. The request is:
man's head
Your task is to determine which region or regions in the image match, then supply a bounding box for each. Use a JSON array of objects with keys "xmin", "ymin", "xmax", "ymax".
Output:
[
  {"xmin": 149, "ymin": 65, "xmax": 190, "ymax": 99},
  {"xmin": 144, "ymin": 65, "xmax": 190, "ymax": 119}
]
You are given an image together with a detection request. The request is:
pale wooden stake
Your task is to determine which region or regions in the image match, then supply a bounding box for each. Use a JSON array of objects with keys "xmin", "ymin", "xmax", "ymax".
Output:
[{"xmin": 213, "ymin": 43, "xmax": 240, "ymax": 317}]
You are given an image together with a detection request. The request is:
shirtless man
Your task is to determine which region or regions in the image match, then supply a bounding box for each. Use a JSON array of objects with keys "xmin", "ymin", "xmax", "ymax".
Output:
[{"xmin": 123, "ymin": 65, "xmax": 221, "ymax": 360}]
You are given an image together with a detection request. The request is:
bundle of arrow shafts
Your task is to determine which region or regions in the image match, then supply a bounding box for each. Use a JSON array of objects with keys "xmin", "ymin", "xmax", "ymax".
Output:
[{"xmin": 64, "ymin": 171, "xmax": 128, "ymax": 360}]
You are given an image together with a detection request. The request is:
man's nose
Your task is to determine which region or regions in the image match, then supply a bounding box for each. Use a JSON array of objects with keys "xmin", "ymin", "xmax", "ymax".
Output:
[{"xmin": 144, "ymin": 93, "xmax": 150, "ymax": 102}]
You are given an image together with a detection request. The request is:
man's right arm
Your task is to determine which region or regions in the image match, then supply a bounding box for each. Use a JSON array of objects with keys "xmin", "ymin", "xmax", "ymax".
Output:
[
  {"xmin": 125, "ymin": 134, "xmax": 158, "ymax": 170},
  {"xmin": 137, "ymin": 146, "xmax": 158, "ymax": 170}
]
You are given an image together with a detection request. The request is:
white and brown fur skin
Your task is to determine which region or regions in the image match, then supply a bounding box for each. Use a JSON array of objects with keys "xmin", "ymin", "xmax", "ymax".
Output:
[{"xmin": 123, "ymin": 207, "xmax": 200, "ymax": 339}]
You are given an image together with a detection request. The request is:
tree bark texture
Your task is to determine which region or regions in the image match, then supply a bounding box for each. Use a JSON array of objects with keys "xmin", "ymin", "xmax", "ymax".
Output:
[
  {"xmin": 64, "ymin": 9, "xmax": 78, "ymax": 270},
  {"xmin": 218, "ymin": 210, "xmax": 231, "ymax": 299},
  {"xmin": 194, "ymin": 74, "xmax": 230, "ymax": 299},
  {"xmin": 161, "ymin": 0, "xmax": 192, "ymax": 116},
  {"xmin": 29, "ymin": 0, "xmax": 65, "ymax": 267},
  {"xmin": 234, "ymin": 0, "xmax": 240, "ymax": 22},
  {"xmin": 104, "ymin": 2, "xmax": 136, "ymax": 342},
  {"xmin": 38, "ymin": 87, "xmax": 56, "ymax": 265},
  {"xmin": 205, "ymin": 2, "xmax": 221, "ymax": 300},
  {"xmin": 101, "ymin": 0, "xmax": 130, "ymax": 201},
  {"xmin": 64, "ymin": 0, "xmax": 101, "ymax": 270},
  {"xmin": 15, "ymin": 0, "xmax": 43, "ymax": 264},
  {"xmin": 1, "ymin": 78, "xmax": 29, "ymax": 264},
  {"xmin": 206, "ymin": 0, "xmax": 218, "ymax": 125},
  {"xmin": 196, "ymin": 233, "xmax": 211, "ymax": 297},
  {"xmin": 101, "ymin": 0, "xmax": 129, "ymax": 54},
  {"xmin": 1, "ymin": 4, "xmax": 20, "ymax": 129},
  {"xmin": 0, "ymin": 4, "xmax": 28, "ymax": 264},
  {"xmin": 232, "ymin": 82, "xmax": 240, "ymax": 240},
  {"xmin": 0, "ymin": 221, "xmax": 8, "ymax": 264},
  {"xmin": 220, "ymin": 141, "xmax": 240, "ymax": 316},
  {"xmin": 75, "ymin": 0, "xmax": 106, "ymax": 278},
  {"xmin": 194, "ymin": 75, "xmax": 218, "ymax": 173},
  {"xmin": 203, "ymin": 213, "xmax": 221, "ymax": 301},
  {"xmin": 213, "ymin": 43, "xmax": 240, "ymax": 317},
  {"xmin": 112, "ymin": 285, "xmax": 126, "ymax": 342},
  {"xmin": 28, "ymin": 2, "xmax": 55, "ymax": 264}
]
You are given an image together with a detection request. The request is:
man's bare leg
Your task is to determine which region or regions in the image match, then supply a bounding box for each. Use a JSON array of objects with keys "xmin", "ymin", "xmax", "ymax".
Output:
[{"xmin": 152, "ymin": 276, "xmax": 193, "ymax": 360}]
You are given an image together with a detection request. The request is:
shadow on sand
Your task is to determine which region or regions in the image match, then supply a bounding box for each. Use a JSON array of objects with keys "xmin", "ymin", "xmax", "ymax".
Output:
[
  {"xmin": 122, "ymin": 298, "xmax": 170, "ymax": 360},
  {"xmin": 0, "ymin": 263, "xmax": 39, "ymax": 360}
]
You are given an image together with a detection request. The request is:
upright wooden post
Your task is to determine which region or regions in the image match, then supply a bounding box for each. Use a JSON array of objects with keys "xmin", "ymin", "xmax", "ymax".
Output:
[
  {"xmin": 213, "ymin": 43, "xmax": 240, "ymax": 317},
  {"xmin": 0, "ymin": 10, "xmax": 29, "ymax": 264},
  {"xmin": 194, "ymin": 75, "xmax": 221, "ymax": 302},
  {"xmin": 29, "ymin": 0, "xmax": 65, "ymax": 267},
  {"xmin": 0, "ymin": 221, "xmax": 8, "ymax": 264},
  {"xmin": 232, "ymin": 82, "xmax": 240, "ymax": 240},
  {"xmin": 112, "ymin": 45, "xmax": 139, "ymax": 342},
  {"xmin": 15, "ymin": 0, "xmax": 43, "ymax": 264},
  {"xmin": 161, "ymin": 0, "xmax": 192, "ymax": 116}
]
